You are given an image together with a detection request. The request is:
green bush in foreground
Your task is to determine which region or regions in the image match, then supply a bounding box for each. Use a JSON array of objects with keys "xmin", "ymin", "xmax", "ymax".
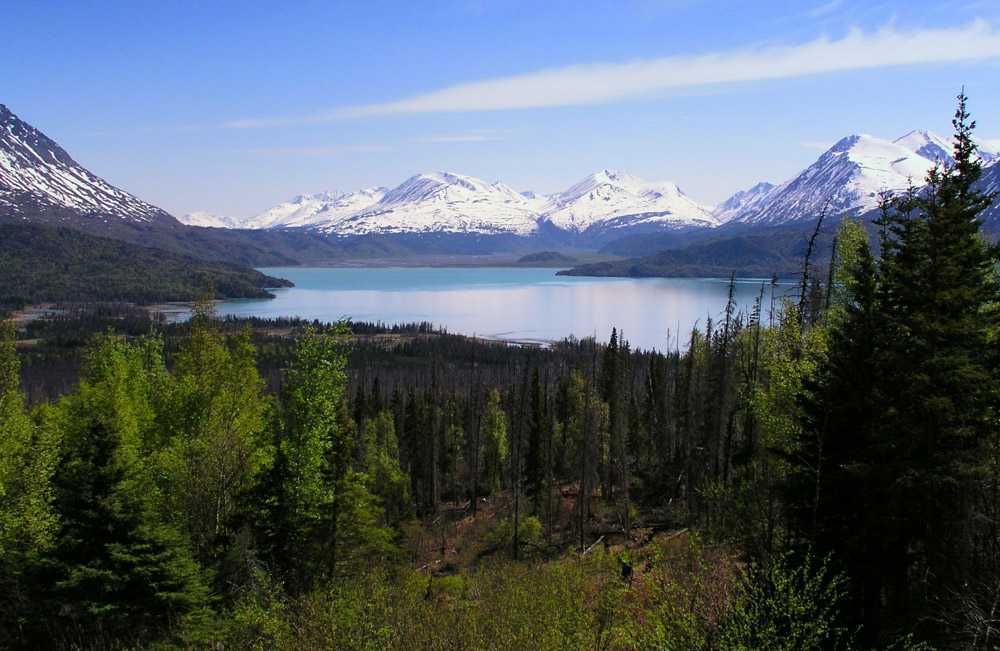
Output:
[{"xmin": 184, "ymin": 538, "xmax": 872, "ymax": 651}]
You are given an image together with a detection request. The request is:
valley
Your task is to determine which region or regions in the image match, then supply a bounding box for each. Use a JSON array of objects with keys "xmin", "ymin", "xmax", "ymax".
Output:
[
  {"xmin": 4, "ymin": 102, "xmax": 998, "ymax": 293},
  {"xmin": 6, "ymin": 4, "xmax": 1000, "ymax": 646}
]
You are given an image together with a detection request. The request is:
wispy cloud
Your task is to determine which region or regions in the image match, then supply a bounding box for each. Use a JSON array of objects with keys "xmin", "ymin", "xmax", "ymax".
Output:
[
  {"xmin": 243, "ymin": 144, "xmax": 392, "ymax": 156},
  {"xmin": 226, "ymin": 20, "xmax": 1000, "ymax": 128},
  {"xmin": 413, "ymin": 132, "xmax": 500, "ymax": 143},
  {"xmin": 806, "ymin": 0, "xmax": 843, "ymax": 18},
  {"xmin": 980, "ymin": 137, "xmax": 1000, "ymax": 152}
]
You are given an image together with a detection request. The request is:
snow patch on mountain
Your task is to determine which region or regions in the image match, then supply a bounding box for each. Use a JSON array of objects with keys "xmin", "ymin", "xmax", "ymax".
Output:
[
  {"xmin": 894, "ymin": 129, "xmax": 954, "ymax": 165},
  {"xmin": 244, "ymin": 188, "xmax": 387, "ymax": 230},
  {"xmin": 0, "ymin": 104, "xmax": 171, "ymax": 224},
  {"xmin": 320, "ymin": 172, "xmax": 543, "ymax": 235},
  {"xmin": 977, "ymin": 158, "xmax": 1000, "ymax": 225},
  {"xmin": 178, "ymin": 211, "xmax": 247, "ymax": 228},
  {"xmin": 713, "ymin": 182, "xmax": 776, "ymax": 223},
  {"xmin": 731, "ymin": 134, "xmax": 937, "ymax": 226},
  {"xmin": 541, "ymin": 169, "xmax": 718, "ymax": 232},
  {"xmin": 244, "ymin": 169, "xmax": 718, "ymax": 236}
]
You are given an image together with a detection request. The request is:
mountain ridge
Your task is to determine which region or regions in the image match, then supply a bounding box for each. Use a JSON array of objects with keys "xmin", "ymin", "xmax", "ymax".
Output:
[
  {"xmin": 227, "ymin": 168, "xmax": 715, "ymax": 238},
  {"xmin": 0, "ymin": 103, "xmax": 179, "ymax": 228},
  {"xmin": 4, "ymin": 101, "xmax": 998, "ymax": 272}
]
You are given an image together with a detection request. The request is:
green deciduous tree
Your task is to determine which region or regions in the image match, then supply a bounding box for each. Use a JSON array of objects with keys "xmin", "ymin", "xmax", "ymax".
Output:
[
  {"xmin": 482, "ymin": 388, "xmax": 509, "ymax": 495},
  {"xmin": 263, "ymin": 325, "xmax": 395, "ymax": 588},
  {"xmin": 0, "ymin": 320, "xmax": 60, "ymax": 644},
  {"xmin": 41, "ymin": 333, "xmax": 211, "ymax": 644},
  {"xmin": 157, "ymin": 302, "xmax": 273, "ymax": 565}
]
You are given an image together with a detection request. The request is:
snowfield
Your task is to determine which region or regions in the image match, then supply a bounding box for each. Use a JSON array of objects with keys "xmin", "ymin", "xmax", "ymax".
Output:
[{"xmin": 237, "ymin": 169, "xmax": 718, "ymax": 236}]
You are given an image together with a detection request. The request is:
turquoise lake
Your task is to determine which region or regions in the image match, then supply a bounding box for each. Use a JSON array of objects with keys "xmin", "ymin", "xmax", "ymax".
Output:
[{"xmin": 213, "ymin": 267, "xmax": 796, "ymax": 352}]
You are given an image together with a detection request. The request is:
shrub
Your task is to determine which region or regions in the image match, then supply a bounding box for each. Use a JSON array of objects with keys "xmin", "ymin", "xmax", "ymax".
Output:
[
  {"xmin": 717, "ymin": 553, "xmax": 852, "ymax": 650},
  {"xmin": 484, "ymin": 515, "xmax": 544, "ymax": 557}
]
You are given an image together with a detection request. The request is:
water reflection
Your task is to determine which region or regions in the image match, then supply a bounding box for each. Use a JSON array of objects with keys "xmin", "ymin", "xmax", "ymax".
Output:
[{"xmin": 212, "ymin": 267, "xmax": 797, "ymax": 352}]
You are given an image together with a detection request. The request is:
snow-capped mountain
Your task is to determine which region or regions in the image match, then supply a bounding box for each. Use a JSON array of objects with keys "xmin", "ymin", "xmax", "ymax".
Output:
[
  {"xmin": 243, "ymin": 169, "xmax": 717, "ymax": 237},
  {"xmin": 0, "ymin": 104, "xmax": 175, "ymax": 226},
  {"xmin": 320, "ymin": 172, "xmax": 543, "ymax": 235},
  {"xmin": 179, "ymin": 211, "xmax": 246, "ymax": 229},
  {"xmin": 894, "ymin": 129, "xmax": 999, "ymax": 165},
  {"xmin": 713, "ymin": 182, "xmax": 776, "ymax": 223},
  {"xmin": 977, "ymin": 158, "xmax": 1000, "ymax": 227},
  {"xmin": 894, "ymin": 129, "xmax": 954, "ymax": 165},
  {"xmin": 730, "ymin": 134, "xmax": 939, "ymax": 226},
  {"xmin": 244, "ymin": 188, "xmax": 387, "ymax": 230},
  {"xmin": 541, "ymin": 169, "xmax": 718, "ymax": 232},
  {"xmin": 979, "ymin": 143, "xmax": 999, "ymax": 165}
]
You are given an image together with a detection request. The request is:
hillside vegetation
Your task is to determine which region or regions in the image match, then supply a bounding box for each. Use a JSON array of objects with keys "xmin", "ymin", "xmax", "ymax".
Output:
[
  {"xmin": 0, "ymin": 223, "xmax": 291, "ymax": 307},
  {"xmin": 560, "ymin": 232, "xmax": 818, "ymax": 278}
]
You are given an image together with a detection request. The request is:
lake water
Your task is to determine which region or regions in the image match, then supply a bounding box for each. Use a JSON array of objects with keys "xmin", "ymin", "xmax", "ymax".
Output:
[{"xmin": 213, "ymin": 267, "xmax": 795, "ymax": 352}]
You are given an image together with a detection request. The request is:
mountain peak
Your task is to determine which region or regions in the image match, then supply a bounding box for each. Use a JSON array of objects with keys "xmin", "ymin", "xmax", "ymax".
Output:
[
  {"xmin": 179, "ymin": 211, "xmax": 246, "ymax": 229},
  {"xmin": 544, "ymin": 171, "xmax": 716, "ymax": 232},
  {"xmin": 244, "ymin": 187, "xmax": 388, "ymax": 230},
  {"xmin": 0, "ymin": 103, "xmax": 175, "ymax": 226},
  {"xmin": 714, "ymin": 181, "xmax": 776, "ymax": 223},
  {"xmin": 828, "ymin": 134, "xmax": 885, "ymax": 154},
  {"xmin": 730, "ymin": 133, "xmax": 936, "ymax": 226},
  {"xmin": 588, "ymin": 168, "xmax": 643, "ymax": 186},
  {"xmin": 894, "ymin": 129, "xmax": 954, "ymax": 163}
]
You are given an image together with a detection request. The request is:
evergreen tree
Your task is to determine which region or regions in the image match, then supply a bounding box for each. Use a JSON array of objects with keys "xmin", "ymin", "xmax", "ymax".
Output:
[
  {"xmin": 41, "ymin": 333, "xmax": 211, "ymax": 644},
  {"xmin": 526, "ymin": 368, "xmax": 546, "ymax": 511},
  {"xmin": 0, "ymin": 320, "xmax": 60, "ymax": 645},
  {"xmin": 877, "ymin": 91, "xmax": 999, "ymax": 625},
  {"xmin": 361, "ymin": 410, "xmax": 412, "ymax": 527},
  {"xmin": 793, "ymin": 234, "xmax": 890, "ymax": 640},
  {"xmin": 440, "ymin": 398, "xmax": 466, "ymax": 501},
  {"xmin": 793, "ymin": 92, "xmax": 1000, "ymax": 642}
]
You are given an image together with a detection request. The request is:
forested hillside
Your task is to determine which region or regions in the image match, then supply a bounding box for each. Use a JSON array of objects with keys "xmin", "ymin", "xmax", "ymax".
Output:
[
  {"xmin": 0, "ymin": 223, "xmax": 292, "ymax": 308},
  {"xmin": 2, "ymin": 95, "xmax": 998, "ymax": 650},
  {"xmin": 559, "ymin": 229, "xmax": 821, "ymax": 278}
]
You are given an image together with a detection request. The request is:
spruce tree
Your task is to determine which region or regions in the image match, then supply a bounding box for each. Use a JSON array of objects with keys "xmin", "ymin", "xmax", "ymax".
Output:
[
  {"xmin": 526, "ymin": 368, "xmax": 545, "ymax": 511},
  {"xmin": 41, "ymin": 333, "xmax": 210, "ymax": 644},
  {"xmin": 793, "ymin": 237, "xmax": 890, "ymax": 640},
  {"xmin": 793, "ymin": 92, "xmax": 1000, "ymax": 642},
  {"xmin": 878, "ymin": 91, "xmax": 999, "ymax": 621},
  {"xmin": 361, "ymin": 410, "xmax": 412, "ymax": 527}
]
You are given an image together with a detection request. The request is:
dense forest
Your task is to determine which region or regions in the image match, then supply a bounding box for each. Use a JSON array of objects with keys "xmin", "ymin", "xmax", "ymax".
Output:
[
  {"xmin": 1, "ymin": 95, "xmax": 998, "ymax": 649},
  {"xmin": 0, "ymin": 224, "xmax": 292, "ymax": 308},
  {"xmin": 558, "ymin": 225, "xmax": 836, "ymax": 278}
]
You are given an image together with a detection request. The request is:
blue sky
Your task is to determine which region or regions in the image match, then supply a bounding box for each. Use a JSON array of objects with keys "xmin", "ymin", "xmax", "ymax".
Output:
[{"xmin": 6, "ymin": 0, "xmax": 1000, "ymax": 218}]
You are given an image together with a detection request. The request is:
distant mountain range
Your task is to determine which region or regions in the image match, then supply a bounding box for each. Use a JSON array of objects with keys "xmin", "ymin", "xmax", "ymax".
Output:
[
  {"xmin": 181, "ymin": 169, "xmax": 718, "ymax": 240},
  {"xmin": 2, "ymin": 101, "xmax": 998, "ymax": 282},
  {"xmin": 179, "ymin": 130, "xmax": 998, "ymax": 239}
]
